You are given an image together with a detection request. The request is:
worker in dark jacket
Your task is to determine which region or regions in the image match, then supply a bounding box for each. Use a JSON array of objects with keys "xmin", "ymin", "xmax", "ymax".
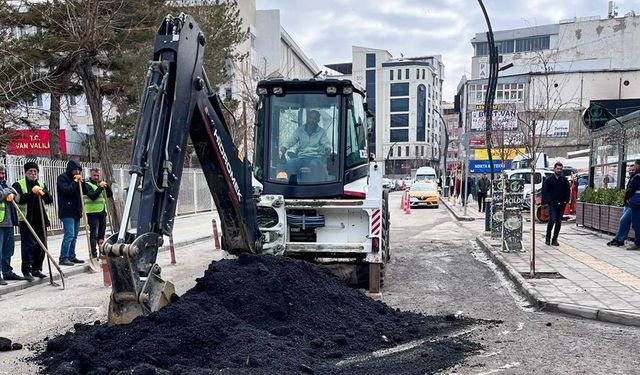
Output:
[
  {"xmin": 57, "ymin": 160, "xmax": 86, "ymax": 266},
  {"xmin": 541, "ymin": 162, "xmax": 570, "ymax": 246},
  {"xmin": 0, "ymin": 165, "xmax": 23, "ymax": 283},
  {"xmin": 476, "ymin": 172, "xmax": 491, "ymax": 212},
  {"xmin": 84, "ymin": 167, "xmax": 113, "ymax": 258},
  {"xmin": 624, "ymin": 160, "xmax": 640, "ymax": 251},
  {"xmin": 12, "ymin": 162, "xmax": 54, "ymax": 281}
]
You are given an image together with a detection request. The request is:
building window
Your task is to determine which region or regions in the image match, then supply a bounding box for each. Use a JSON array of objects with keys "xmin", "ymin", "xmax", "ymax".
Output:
[
  {"xmin": 390, "ymin": 82, "xmax": 409, "ymax": 97},
  {"xmin": 366, "ymin": 53, "xmax": 376, "ymax": 68},
  {"xmin": 415, "ymin": 145, "xmax": 419, "ymax": 156},
  {"xmin": 390, "ymin": 129, "xmax": 409, "ymax": 143},
  {"xmin": 389, "ymin": 147, "xmax": 394, "ymax": 157},
  {"xmin": 515, "ymin": 36, "xmax": 550, "ymax": 52},
  {"xmin": 405, "ymin": 146, "xmax": 409, "ymax": 156},
  {"xmin": 397, "ymin": 69, "xmax": 401, "ymax": 80},
  {"xmin": 416, "ymin": 69, "xmax": 419, "ymax": 79},
  {"xmin": 390, "ymin": 70, "xmax": 394, "ymax": 80},
  {"xmin": 365, "ymin": 70, "xmax": 376, "ymax": 114},
  {"xmin": 390, "ymin": 98, "xmax": 409, "ymax": 112},
  {"xmin": 398, "ymin": 146, "xmax": 402, "ymax": 157},
  {"xmin": 390, "ymin": 114, "xmax": 409, "ymax": 127},
  {"xmin": 422, "ymin": 69, "xmax": 425, "ymax": 79},
  {"xmin": 405, "ymin": 68, "xmax": 409, "ymax": 79},
  {"xmin": 416, "ymin": 84, "xmax": 426, "ymax": 142},
  {"xmin": 421, "ymin": 146, "xmax": 425, "ymax": 156},
  {"xmin": 36, "ymin": 93, "xmax": 43, "ymax": 107},
  {"xmin": 475, "ymin": 42, "xmax": 489, "ymax": 56}
]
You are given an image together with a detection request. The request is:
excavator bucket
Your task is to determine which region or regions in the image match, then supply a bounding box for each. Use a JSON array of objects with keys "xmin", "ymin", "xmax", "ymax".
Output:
[{"xmin": 107, "ymin": 277, "xmax": 175, "ymax": 326}]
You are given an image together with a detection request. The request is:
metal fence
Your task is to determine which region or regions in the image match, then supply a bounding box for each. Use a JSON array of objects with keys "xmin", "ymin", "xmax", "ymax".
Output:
[{"xmin": 1, "ymin": 155, "xmax": 214, "ymax": 233}]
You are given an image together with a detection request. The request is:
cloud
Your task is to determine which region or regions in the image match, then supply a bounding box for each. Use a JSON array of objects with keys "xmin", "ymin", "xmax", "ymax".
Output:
[{"xmin": 256, "ymin": 0, "xmax": 640, "ymax": 101}]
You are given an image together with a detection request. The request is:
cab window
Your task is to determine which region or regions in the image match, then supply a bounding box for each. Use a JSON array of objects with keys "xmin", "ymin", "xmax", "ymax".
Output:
[{"xmin": 346, "ymin": 93, "xmax": 368, "ymax": 169}]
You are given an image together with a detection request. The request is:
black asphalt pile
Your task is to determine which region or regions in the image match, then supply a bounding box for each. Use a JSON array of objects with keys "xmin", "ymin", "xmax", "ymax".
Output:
[{"xmin": 36, "ymin": 254, "xmax": 482, "ymax": 374}]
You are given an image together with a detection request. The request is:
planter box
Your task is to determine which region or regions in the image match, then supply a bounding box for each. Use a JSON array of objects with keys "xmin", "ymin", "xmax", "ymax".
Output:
[
  {"xmin": 583, "ymin": 203, "xmax": 595, "ymax": 229},
  {"xmin": 597, "ymin": 205, "xmax": 610, "ymax": 232},
  {"xmin": 576, "ymin": 202, "xmax": 584, "ymax": 226},
  {"xmin": 608, "ymin": 206, "xmax": 624, "ymax": 235}
]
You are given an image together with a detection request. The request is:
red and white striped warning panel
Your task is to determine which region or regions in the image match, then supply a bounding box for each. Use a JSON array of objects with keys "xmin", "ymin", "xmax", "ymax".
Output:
[{"xmin": 371, "ymin": 209, "xmax": 381, "ymax": 236}]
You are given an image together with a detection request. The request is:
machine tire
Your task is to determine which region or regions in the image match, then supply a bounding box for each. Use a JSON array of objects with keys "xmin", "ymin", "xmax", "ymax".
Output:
[{"xmin": 382, "ymin": 189, "xmax": 391, "ymax": 262}]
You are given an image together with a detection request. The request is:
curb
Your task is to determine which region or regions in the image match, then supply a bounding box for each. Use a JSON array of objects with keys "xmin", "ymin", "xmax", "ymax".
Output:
[
  {"xmin": 475, "ymin": 235, "xmax": 640, "ymax": 328},
  {"xmin": 0, "ymin": 235, "xmax": 213, "ymax": 297},
  {"xmin": 441, "ymin": 198, "xmax": 476, "ymax": 221}
]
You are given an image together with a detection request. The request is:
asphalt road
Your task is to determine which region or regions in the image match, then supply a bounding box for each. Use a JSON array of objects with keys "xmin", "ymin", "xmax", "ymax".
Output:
[
  {"xmin": 382, "ymin": 192, "xmax": 640, "ymax": 374},
  {"xmin": 2, "ymin": 193, "xmax": 640, "ymax": 374}
]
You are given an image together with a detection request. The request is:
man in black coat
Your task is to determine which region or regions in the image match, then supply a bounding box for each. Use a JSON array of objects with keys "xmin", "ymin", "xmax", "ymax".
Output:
[
  {"xmin": 12, "ymin": 161, "xmax": 54, "ymax": 280},
  {"xmin": 57, "ymin": 160, "xmax": 86, "ymax": 266},
  {"xmin": 624, "ymin": 160, "xmax": 640, "ymax": 251},
  {"xmin": 541, "ymin": 162, "xmax": 571, "ymax": 246}
]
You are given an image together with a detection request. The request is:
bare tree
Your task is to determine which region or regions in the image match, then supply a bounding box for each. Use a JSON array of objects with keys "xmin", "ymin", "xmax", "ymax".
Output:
[{"xmin": 515, "ymin": 50, "xmax": 578, "ymax": 275}]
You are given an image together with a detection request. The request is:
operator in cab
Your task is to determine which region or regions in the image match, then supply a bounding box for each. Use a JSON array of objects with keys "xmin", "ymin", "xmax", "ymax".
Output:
[{"xmin": 280, "ymin": 110, "xmax": 332, "ymax": 183}]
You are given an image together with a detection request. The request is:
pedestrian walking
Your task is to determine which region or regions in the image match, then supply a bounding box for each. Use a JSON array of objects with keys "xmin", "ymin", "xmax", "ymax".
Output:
[
  {"xmin": 541, "ymin": 162, "xmax": 570, "ymax": 246},
  {"xmin": 0, "ymin": 165, "xmax": 23, "ymax": 284},
  {"xmin": 57, "ymin": 160, "xmax": 86, "ymax": 266},
  {"xmin": 477, "ymin": 172, "xmax": 491, "ymax": 212},
  {"xmin": 624, "ymin": 160, "xmax": 640, "ymax": 251},
  {"xmin": 84, "ymin": 168, "xmax": 113, "ymax": 258},
  {"xmin": 607, "ymin": 163, "xmax": 636, "ymax": 247},
  {"xmin": 12, "ymin": 162, "xmax": 53, "ymax": 280}
]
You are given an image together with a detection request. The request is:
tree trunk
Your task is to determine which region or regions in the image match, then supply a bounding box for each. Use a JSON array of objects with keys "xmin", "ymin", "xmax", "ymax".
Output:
[
  {"xmin": 78, "ymin": 63, "xmax": 121, "ymax": 229},
  {"xmin": 49, "ymin": 92, "xmax": 62, "ymax": 159}
]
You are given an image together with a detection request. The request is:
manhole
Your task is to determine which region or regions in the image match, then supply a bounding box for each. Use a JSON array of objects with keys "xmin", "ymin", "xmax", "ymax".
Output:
[{"xmin": 519, "ymin": 272, "xmax": 565, "ymax": 279}]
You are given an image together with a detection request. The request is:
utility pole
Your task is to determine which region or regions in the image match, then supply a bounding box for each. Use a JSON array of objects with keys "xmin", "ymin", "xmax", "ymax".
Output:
[{"xmin": 478, "ymin": 0, "xmax": 498, "ymax": 181}]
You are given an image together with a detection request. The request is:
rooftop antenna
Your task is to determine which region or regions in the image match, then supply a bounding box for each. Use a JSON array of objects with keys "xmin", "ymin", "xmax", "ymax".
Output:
[{"xmin": 608, "ymin": 1, "xmax": 618, "ymax": 18}]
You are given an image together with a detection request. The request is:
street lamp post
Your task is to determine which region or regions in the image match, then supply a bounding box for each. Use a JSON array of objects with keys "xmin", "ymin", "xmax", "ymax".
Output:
[{"xmin": 386, "ymin": 141, "xmax": 399, "ymax": 177}]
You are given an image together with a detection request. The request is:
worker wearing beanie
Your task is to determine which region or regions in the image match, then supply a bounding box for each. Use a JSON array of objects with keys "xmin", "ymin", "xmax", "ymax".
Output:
[
  {"xmin": 56, "ymin": 160, "xmax": 86, "ymax": 266},
  {"xmin": 12, "ymin": 161, "xmax": 53, "ymax": 281}
]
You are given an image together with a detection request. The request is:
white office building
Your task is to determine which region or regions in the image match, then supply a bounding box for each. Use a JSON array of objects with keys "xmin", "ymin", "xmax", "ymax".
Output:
[{"xmin": 327, "ymin": 46, "xmax": 445, "ymax": 177}]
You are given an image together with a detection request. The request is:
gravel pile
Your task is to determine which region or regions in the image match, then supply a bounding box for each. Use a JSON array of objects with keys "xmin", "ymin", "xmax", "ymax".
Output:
[{"xmin": 36, "ymin": 254, "xmax": 481, "ymax": 374}]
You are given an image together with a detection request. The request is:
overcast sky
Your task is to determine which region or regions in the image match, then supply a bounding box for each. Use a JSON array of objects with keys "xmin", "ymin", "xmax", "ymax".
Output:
[{"xmin": 256, "ymin": 0, "xmax": 640, "ymax": 101}]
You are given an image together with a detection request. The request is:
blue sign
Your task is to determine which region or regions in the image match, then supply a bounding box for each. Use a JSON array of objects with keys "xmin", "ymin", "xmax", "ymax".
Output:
[{"xmin": 470, "ymin": 160, "xmax": 512, "ymax": 173}]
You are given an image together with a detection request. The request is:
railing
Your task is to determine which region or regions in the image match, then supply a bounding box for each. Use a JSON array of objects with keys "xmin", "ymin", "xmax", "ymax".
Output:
[{"xmin": 1, "ymin": 155, "xmax": 215, "ymax": 233}]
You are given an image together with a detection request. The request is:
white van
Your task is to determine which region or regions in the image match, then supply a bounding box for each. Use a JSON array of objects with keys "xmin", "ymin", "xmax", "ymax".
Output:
[{"xmin": 415, "ymin": 167, "xmax": 437, "ymax": 182}]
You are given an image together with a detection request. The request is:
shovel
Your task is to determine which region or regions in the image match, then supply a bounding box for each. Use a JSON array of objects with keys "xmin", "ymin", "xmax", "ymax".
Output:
[
  {"xmin": 78, "ymin": 179, "xmax": 100, "ymax": 271},
  {"xmin": 10, "ymin": 199, "xmax": 65, "ymax": 289},
  {"xmin": 37, "ymin": 195, "xmax": 57, "ymax": 286}
]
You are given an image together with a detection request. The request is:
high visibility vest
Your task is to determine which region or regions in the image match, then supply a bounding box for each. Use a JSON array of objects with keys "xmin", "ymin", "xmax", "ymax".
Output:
[
  {"xmin": 0, "ymin": 200, "xmax": 5, "ymax": 223},
  {"xmin": 84, "ymin": 181, "xmax": 105, "ymax": 214},
  {"xmin": 17, "ymin": 178, "xmax": 47, "ymax": 222}
]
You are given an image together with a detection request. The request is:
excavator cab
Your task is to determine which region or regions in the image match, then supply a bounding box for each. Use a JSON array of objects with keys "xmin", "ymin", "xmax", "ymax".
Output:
[{"xmin": 254, "ymin": 79, "xmax": 370, "ymax": 199}]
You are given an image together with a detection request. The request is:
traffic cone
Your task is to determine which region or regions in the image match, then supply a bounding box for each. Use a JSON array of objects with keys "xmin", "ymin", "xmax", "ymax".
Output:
[
  {"xmin": 99, "ymin": 254, "xmax": 111, "ymax": 287},
  {"xmin": 403, "ymin": 192, "xmax": 411, "ymax": 214}
]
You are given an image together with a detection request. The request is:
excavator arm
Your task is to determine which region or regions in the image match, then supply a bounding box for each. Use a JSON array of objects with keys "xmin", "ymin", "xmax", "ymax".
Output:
[{"xmin": 103, "ymin": 14, "xmax": 261, "ymax": 325}]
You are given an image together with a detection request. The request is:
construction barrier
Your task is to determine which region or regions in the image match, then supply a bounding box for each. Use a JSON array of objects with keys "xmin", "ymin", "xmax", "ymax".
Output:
[{"xmin": 212, "ymin": 218, "xmax": 220, "ymax": 249}]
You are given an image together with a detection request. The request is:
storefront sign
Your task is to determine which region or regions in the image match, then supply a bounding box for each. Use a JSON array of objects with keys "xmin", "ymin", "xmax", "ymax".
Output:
[
  {"xmin": 535, "ymin": 120, "xmax": 569, "ymax": 137},
  {"xmin": 8, "ymin": 130, "xmax": 67, "ymax": 155},
  {"xmin": 471, "ymin": 109, "xmax": 518, "ymax": 131},
  {"xmin": 474, "ymin": 147, "xmax": 526, "ymax": 160},
  {"xmin": 491, "ymin": 178, "xmax": 524, "ymax": 251},
  {"xmin": 470, "ymin": 160, "xmax": 512, "ymax": 173}
]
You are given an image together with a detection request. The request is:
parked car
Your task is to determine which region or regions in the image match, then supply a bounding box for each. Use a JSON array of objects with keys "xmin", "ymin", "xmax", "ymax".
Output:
[
  {"xmin": 507, "ymin": 169, "xmax": 555, "ymax": 210},
  {"xmin": 576, "ymin": 173, "xmax": 589, "ymax": 199},
  {"xmin": 403, "ymin": 176, "xmax": 413, "ymax": 189},
  {"xmin": 409, "ymin": 181, "xmax": 440, "ymax": 208}
]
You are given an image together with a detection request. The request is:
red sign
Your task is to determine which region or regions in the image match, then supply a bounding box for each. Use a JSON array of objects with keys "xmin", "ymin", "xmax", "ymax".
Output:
[{"xmin": 8, "ymin": 130, "xmax": 67, "ymax": 155}]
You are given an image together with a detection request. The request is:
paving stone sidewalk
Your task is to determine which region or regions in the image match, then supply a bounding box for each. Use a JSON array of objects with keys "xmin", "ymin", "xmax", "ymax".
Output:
[
  {"xmin": 443, "ymin": 197, "xmax": 640, "ymax": 327},
  {"xmin": 0, "ymin": 211, "xmax": 219, "ymax": 295}
]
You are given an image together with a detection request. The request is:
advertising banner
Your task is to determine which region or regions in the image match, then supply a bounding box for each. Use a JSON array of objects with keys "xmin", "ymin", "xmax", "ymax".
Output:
[
  {"xmin": 7, "ymin": 130, "xmax": 67, "ymax": 156},
  {"xmin": 471, "ymin": 109, "xmax": 518, "ymax": 131},
  {"xmin": 535, "ymin": 120, "xmax": 569, "ymax": 138},
  {"xmin": 474, "ymin": 147, "xmax": 526, "ymax": 160}
]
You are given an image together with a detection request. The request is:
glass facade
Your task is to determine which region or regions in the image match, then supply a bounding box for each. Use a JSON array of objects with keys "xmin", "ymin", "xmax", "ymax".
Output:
[
  {"xmin": 474, "ymin": 35, "xmax": 550, "ymax": 56},
  {"xmin": 390, "ymin": 98, "xmax": 409, "ymax": 112},
  {"xmin": 416, "ymin": 84, "xmax": 426, "ymax": 142},
  {"xmin": 391, "ymin": 129, "xmax": 408, "ymax": 142}
]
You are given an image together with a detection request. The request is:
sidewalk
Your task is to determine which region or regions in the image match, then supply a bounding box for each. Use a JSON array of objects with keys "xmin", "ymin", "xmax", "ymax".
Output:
[
  {"xmin": 443, "ymin": 198, "xmax": 640, "ymax": 327},
  {"xmin": 0, "ymin": 211, "xmax": 219, "ymax": 295}
]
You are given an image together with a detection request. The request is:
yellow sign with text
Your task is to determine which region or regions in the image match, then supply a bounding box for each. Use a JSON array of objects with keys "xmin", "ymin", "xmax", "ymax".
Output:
[{"xmin": 474, "ymin": 147, "xmax": 525, "ymax": 160}]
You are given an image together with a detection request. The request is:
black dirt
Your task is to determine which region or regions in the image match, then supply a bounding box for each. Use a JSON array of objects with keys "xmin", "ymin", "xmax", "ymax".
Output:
[
  {"xmin": 36, "ymin": 254, "xmax": 483, "ymax": 374},
  {"xmin": 0, "ymin": 337, "xmax": 12, "ymax": 351}
]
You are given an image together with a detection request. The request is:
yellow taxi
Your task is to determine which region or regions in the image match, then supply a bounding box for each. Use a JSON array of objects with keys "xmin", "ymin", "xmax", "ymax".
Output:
[{"xmin": 409, "ymin": 180, "xmax": 440, "ymax": 208}]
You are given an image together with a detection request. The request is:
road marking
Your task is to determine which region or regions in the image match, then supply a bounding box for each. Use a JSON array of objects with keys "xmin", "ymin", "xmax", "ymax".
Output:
[
  {"xmin": 475, "ymin": 362, "xmax": 521, "ymax": 375},
  {"xmin": 558, "ymin": 243, "xmax": 640, "ymax": 292},
  {"xmin": 335, "ymin": 326, "xmax": 479, "ymax": 367}
]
